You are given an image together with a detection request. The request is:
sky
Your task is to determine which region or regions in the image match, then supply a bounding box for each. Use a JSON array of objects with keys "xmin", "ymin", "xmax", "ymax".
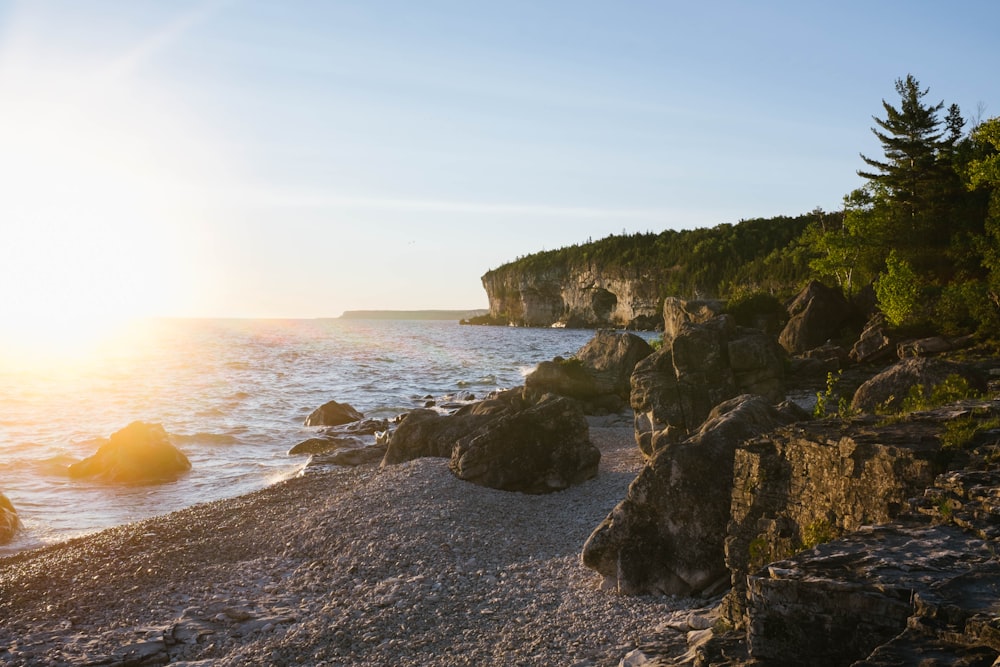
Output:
[{"xmin": 0, "ymin": 0, "xmax": 997, "ymax": 336}]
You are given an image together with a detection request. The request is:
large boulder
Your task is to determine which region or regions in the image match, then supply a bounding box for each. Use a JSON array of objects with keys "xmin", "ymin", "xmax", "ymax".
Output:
[
  {"xmin": 851, "ymin": 357, "xmax": 988, "ymax": 414},
  {"xmin": 631, "ymin": 316, "xmax": 786, "ymax": 457},
  {"xmin": 382, "ymin": 389, "xmax": 528, "ymax": 465},
  {"xmin": 450, "ymin": 395, "xmax": 599, "ymax": 494},
  {"xmin": 576, "ymin": 331, "xmax": 654, "ymax": 399},
  {"xmin": 662, "ymin": 297, "xmax": 725, "ymax": 345},
  {"xmin": 304, "ymin": 400, "xmax": 364, "ymax": 427},
  {"xmin": 582, "ymin": 395, "xmax": 802, "ymax": 596},
  {"xmin": 0, "ymin": 493, "xmax": 18, "ymax": 545},
  {"xmin": 779, "ymin": 281, "xmax": 853, "ymax": 355},
  {"xmin": 68, "ymin": 422, "xmax": 191, "ymax": 484},
  {"xmin": 524, "ymin": 331, "xmax": 653, "ymax": 412}
]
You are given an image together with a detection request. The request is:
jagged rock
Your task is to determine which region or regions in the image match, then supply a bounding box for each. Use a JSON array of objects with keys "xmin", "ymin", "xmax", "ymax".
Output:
[
  {"xmin": 450, "ymin": 395, "xmax": 599, "ymax": 494},
  {"xmin": 778, "ymin": 280, "xmax": 853, "ymax": 355},
  {"xmin": 850, "ymin": 357, "xmax": 988, "ymax": 414},
  {"xmin": 744, "ymin": 524, "xmax": 1000, "ymax": 666},
  {"xmin": 582, "ymin": 395, "xmax": 801, "ymax": 596},
  {"xmin": 303, "ymin": 400, "xmax": 364, "ymax": 427},
  {"xmin": 850, "ymin": 312, "xmax": 894, "ymax": 363},
  {"xmin": 576, "ymin": 331, "xmax": 654, "ymax": 400},
  {"xmin": 68, "ymin": 422, "xmax": 191, "ymax": 484},
  {"xmin": 723, "ymin": 410, "xmax": 956, "ymax": 627},
  {"xmin": 0, "ymin": 493, "xmax": 18, "ymax": 545},
  {"xmin": 631, "ymin": 316, "xmax": 785, "ymax": 456},
  {"xmin": 662, "ymin": 297, "xmax": 725, "ymax": 344}
]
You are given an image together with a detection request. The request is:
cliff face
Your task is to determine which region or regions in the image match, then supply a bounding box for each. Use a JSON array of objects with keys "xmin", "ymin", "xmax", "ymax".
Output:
[{"xmin": 481, "ymin": 264, "xmax": 662, "ymax": 328}]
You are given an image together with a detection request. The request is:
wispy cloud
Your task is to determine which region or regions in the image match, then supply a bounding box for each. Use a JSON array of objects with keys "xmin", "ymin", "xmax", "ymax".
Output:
[{"xmin": 242, "ymin": 189, "xmax": 674, "ymax": 221}]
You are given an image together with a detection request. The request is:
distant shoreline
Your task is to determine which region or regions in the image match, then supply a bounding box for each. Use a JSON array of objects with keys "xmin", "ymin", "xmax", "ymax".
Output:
[{"xmin": 338, "ymin": 309, "xmax": 488, "ymax": 321}]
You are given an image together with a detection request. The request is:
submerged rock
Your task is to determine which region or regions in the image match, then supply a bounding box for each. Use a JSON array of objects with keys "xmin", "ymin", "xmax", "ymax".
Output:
[
  {"xmin": 0, "ymin": 493, "xmax": 18, "ymax": 545},
  {"xmin": 68, "ymin": 422, "xmax": 191, "ymax": 484},
  {"xmin": 304, "ymin": 400, "xmax": 364, "ymax": 427}
]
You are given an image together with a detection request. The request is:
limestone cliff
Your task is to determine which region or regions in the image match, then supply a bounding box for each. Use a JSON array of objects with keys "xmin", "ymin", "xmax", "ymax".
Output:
[{"xmin": 480, "ymin": 264, "xmax": 663, "ymax": 329}]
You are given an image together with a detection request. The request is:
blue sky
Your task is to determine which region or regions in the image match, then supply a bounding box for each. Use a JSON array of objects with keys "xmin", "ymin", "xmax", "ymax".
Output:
[{"xmin": 0, "ymin": 0, "xmax": 997, "ymax": 323}]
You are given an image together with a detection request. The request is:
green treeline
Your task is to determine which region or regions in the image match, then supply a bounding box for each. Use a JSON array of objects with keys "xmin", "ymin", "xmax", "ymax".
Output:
[{"xmin": 486, "ymin": 75, "xmax": 1000, "ymax": 339}]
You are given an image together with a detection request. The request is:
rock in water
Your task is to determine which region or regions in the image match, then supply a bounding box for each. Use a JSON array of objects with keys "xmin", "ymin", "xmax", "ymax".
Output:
[
  {"xmin": 0, "ymin": 493, "xmax": 18, "ymax": 544},
  {"xmin": 68, "ymin": 422, "xmax": 191, "ymax": 484},
  {"xmin": 304, "ymin": 400, "xmax": 364, "ymax": 427}
]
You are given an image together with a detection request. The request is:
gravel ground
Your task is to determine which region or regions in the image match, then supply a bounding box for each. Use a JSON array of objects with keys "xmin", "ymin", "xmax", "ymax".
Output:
[{"xmin": 0, "ymin": 420, "xmax": 713, "ymax": 666}]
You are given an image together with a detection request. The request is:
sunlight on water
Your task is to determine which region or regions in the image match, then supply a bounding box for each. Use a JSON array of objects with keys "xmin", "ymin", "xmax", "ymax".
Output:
[{"xmin": 0, "ymin": 318, "xmax": 653, "ymax": 555}]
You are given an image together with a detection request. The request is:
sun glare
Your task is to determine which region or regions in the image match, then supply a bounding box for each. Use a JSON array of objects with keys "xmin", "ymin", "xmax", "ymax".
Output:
[{"xmin": 0, "ymin": 26, "xmax": 223, "ymax": 369}]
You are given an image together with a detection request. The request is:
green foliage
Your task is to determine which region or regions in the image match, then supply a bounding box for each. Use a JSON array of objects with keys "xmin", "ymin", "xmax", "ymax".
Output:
[
  {"xmin": 940, "ymin": 415, "xmax": 1000, "ymax": 450},
  {"xmin": 875, "ymin": 250, "xmax": 921, "ymax": 326},
  {"xmin": 898, "ymin": 374, "xmax": 981, "ymax": 414},
  {"xmin": 799, "ymin": 518, "xmax": 839, "ymax": 550},
  {"xmin": 724, "ymin": 290, "xmax": 787, "ymax": 331},
  {"xmin": 648, "ymin": 335, "xmax": 664, "ymax": 351},
  {"xmin": 814, "ymin": 370, "xmax": 846, "ymax": 418}
]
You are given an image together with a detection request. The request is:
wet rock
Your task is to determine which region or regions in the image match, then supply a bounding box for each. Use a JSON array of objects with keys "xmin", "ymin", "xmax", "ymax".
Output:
[
  {"xmin": 303, "ymin": 399, "xmax": 364, "ymax": 427},
  {"xmin": 582, "ymin": 395, "xmax": 800, "ymax": 596},
  {"xmin": 309, "ymin": 444, "xmax": 387, "ymax": 468},
  {"xmin": 68, "ymin": 422, "xmax": 191, "ymax": 484},
  {"xmin": 0, "ymin": 493, "xmax": 18, "ymax": 545},
  {"xmin": 288, "ymin": 435, "xmax": 365, "ymax": 455}
]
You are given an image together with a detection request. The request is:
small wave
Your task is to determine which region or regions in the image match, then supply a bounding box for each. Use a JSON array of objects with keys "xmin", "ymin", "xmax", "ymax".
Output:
[
  {"xmin": 456, "ymin": 375, "xmax": 498, "ymax": 387},
  {"xmin": 169, "ymin": 432, "xmax": 241, "ymax": 446}
]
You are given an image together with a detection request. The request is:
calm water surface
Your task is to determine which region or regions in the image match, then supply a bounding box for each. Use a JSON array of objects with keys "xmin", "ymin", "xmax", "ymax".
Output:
[{"xmin": 0, "ymin": 318, "xmax": 647, "ymax": 554}]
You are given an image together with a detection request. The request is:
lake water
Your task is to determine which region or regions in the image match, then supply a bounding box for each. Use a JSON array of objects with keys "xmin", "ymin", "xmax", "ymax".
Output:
[{"xmin": 0, "ymin": 318, "xmax": 649, "ymax": 555}]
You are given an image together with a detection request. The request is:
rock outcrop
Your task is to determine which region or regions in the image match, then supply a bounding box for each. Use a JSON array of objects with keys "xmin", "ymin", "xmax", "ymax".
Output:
[
  {"xmin": 524, "ymin": 331, "xmax": 653, "ymax": 412},
  {"xmin": 582, "ymin": 395, "xmax": 802, "ymax": 596},
  {"xmin": 849, "ymin": 312, "xmax": 894, "ymax": 363},
  {"xmin": 723, "ymin": 411, "xmax": 955, "ymax": 626},
  {"xmin": 450, "ymin": 395, "xmax": 600, "ymax": 494},
  {"xmin": 778, "ymin": 280, "xmax": 855, "ymax": 355},
  {"xmin": 480, "ymin": 264, "xmax": 662, "ymax": 328},
  {"xmin": 68, "ymin": 422, "xmax": 191, "ymax": 484},
  {"xmin": 850, "ymin": 356, "xmax": 988, "ymax": 414},
  {"xmin": 382, "ymin": 389, "xmax": 598, "ymax": 494},
  {"xmin": 630, "ymin": 316, "xmax": 786, "ymax": 457},
  {"xmin": 0, "ymin": 493, "xmax": 18, "ymax": 545},
  {"xmin": 661, "ymin": 297, "xmax": 725, "ymax": 344},
  {"xmin": 303, "ymin": 400, "xmax": 364, "ymax": 427}
]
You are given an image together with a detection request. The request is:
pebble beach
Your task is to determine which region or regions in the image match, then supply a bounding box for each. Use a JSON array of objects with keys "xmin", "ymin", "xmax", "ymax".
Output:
[{"xmin": 0, "ymin": 419, "xmax": 710, "ymax": 666}]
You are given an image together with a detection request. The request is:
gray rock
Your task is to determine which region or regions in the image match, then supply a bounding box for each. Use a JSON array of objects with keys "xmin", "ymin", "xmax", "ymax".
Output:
[
  {"xmin": 288, "ymin": 435, "xmax": 365, "ymax": 455},
  {"xmin": 450, "ymin": 395, "xmax": 599, "ymax": 494},
  {"xmin": 582, "ymin": 395, "xmax": 799, "ymax": 596},
  {"xmin": 778, "ymin": 280, "xmax": 853, "ymax": 355},
  {"xmin": 68, "ymin": 422, "xmax": 191, "ymax": 484},
  {"xmin": 850, "ymin": 312, "xmax": 894, "ymax": 363},
  {"xmin": 662, "ymin": 297, "xmax": 725, "ymax": 345},
  {"xmin": 630, "ymin": 316, "xmax": 786, "ymax": 457}
]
